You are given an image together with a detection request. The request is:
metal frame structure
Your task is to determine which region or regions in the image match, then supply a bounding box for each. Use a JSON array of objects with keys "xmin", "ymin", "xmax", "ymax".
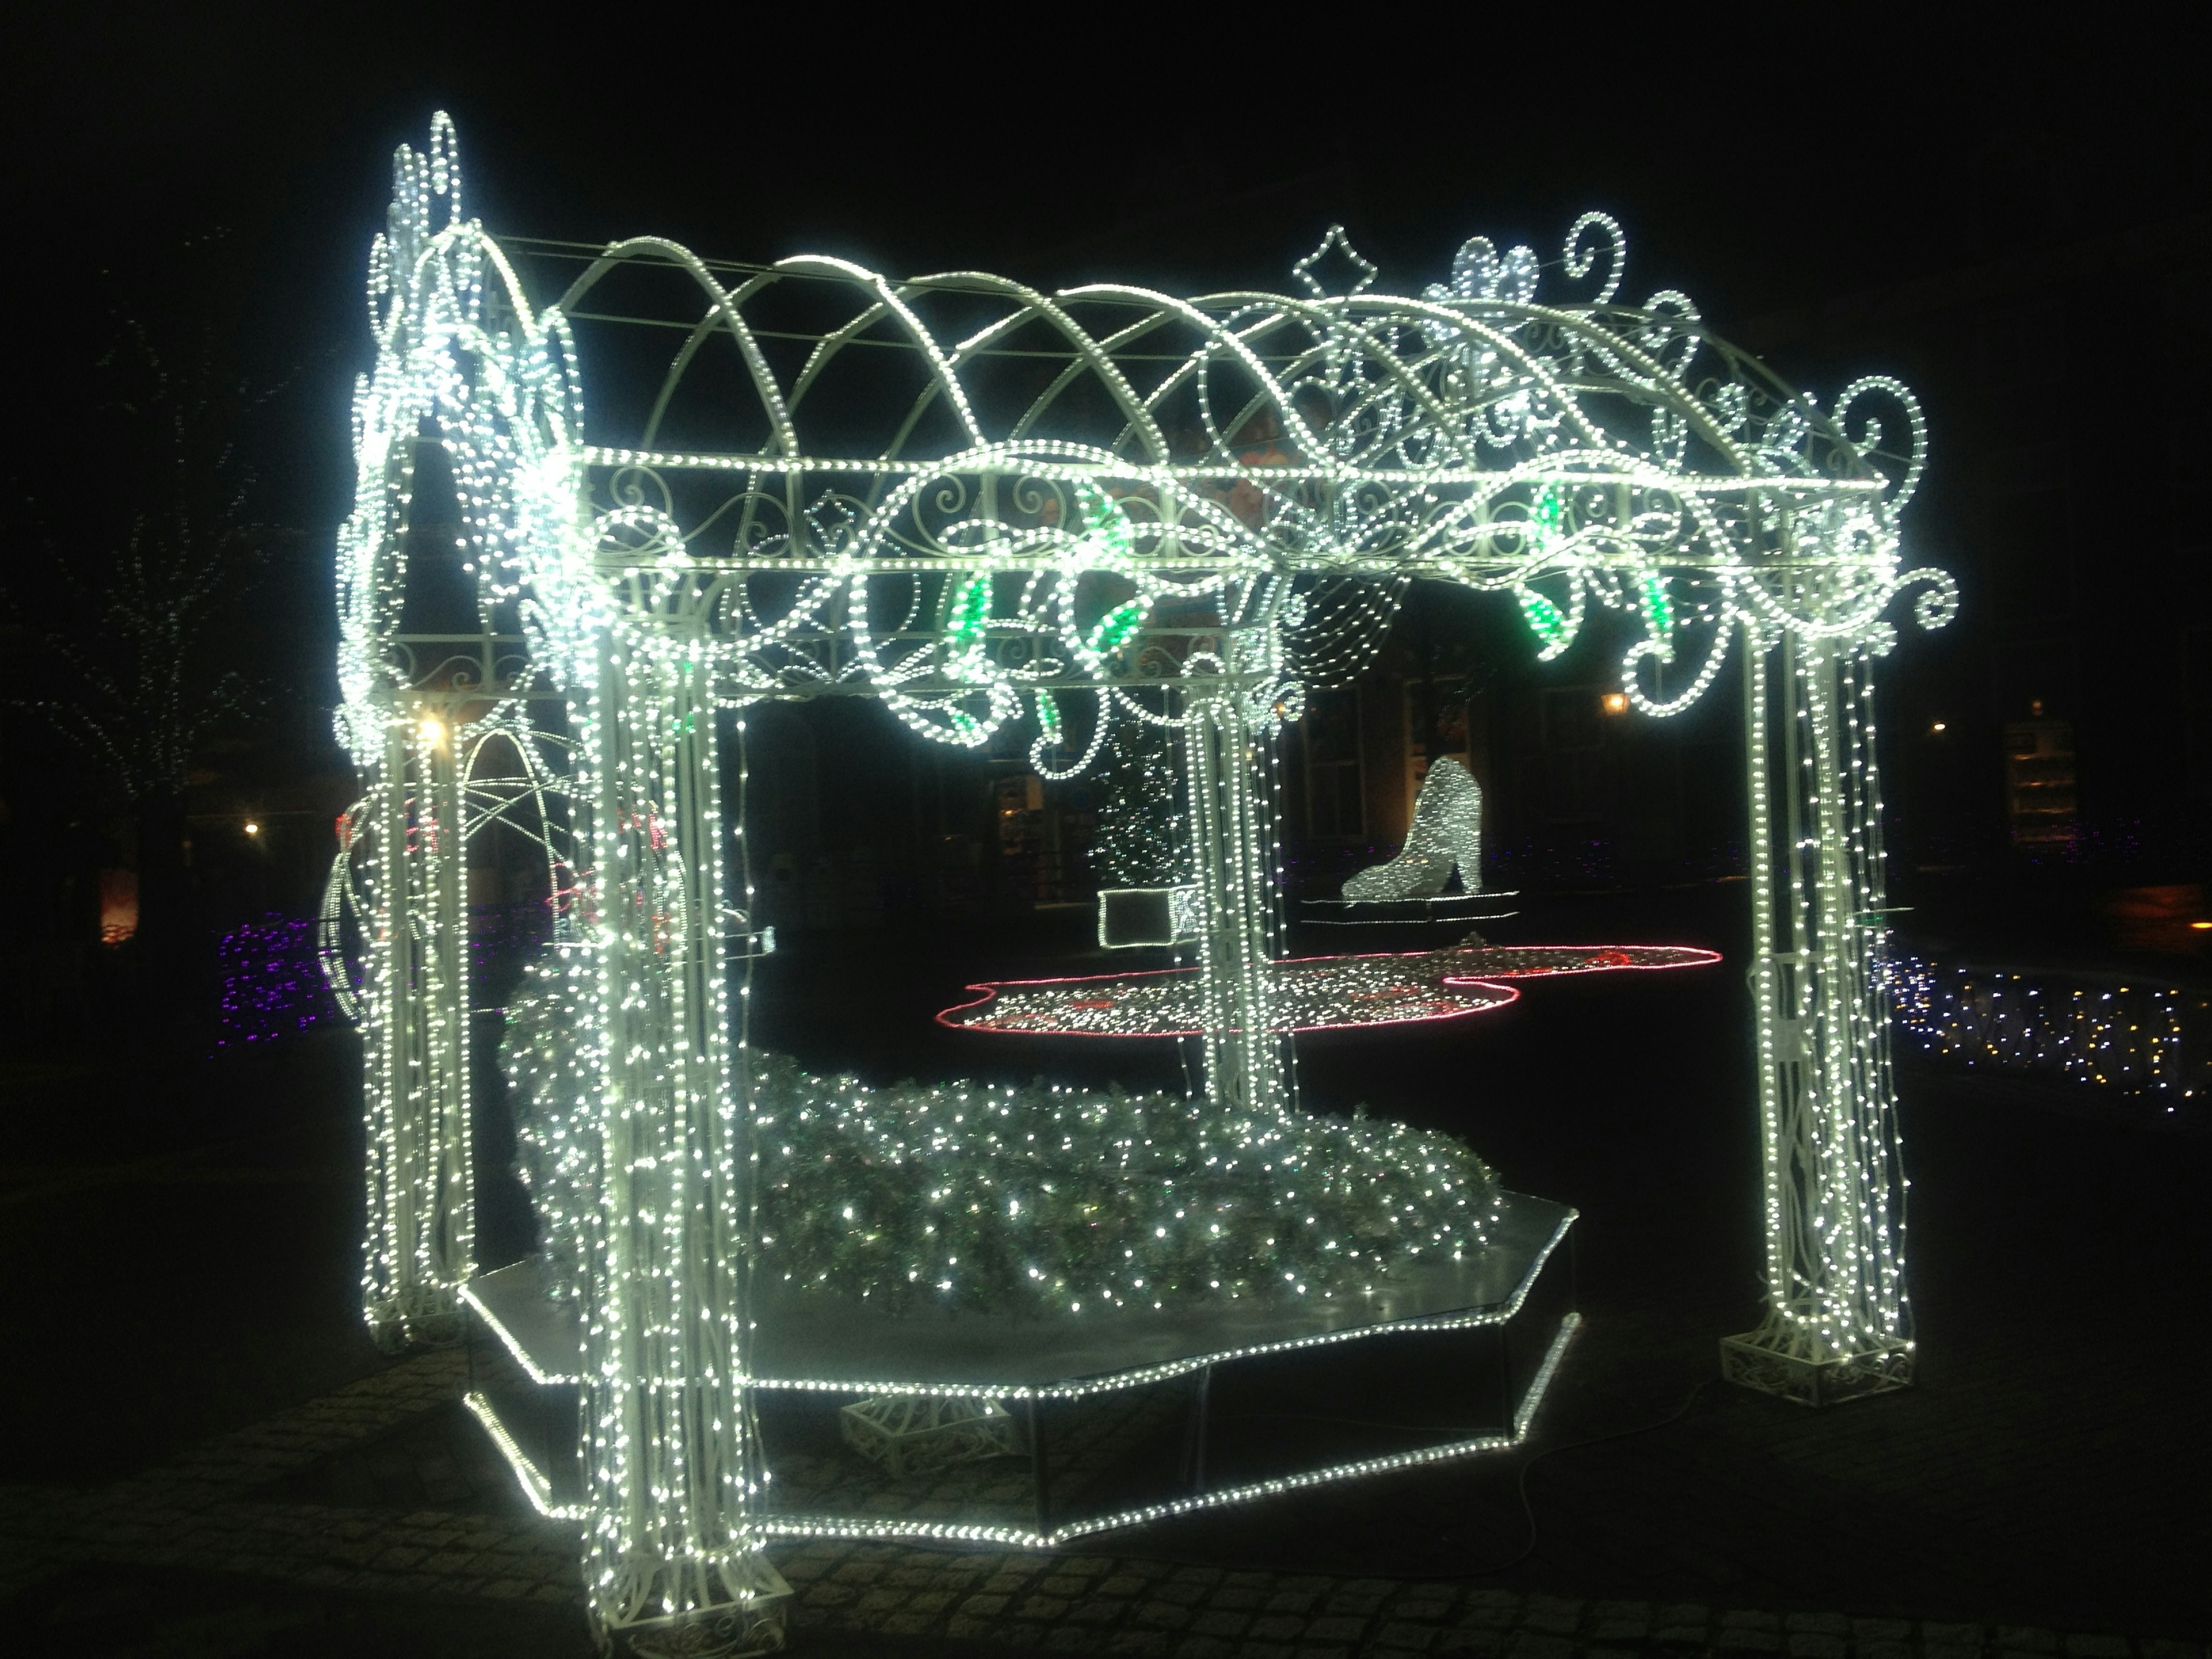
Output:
[{"xmin": 327, "ymin": 116, "xmax": 1953, "ymax": 1647}]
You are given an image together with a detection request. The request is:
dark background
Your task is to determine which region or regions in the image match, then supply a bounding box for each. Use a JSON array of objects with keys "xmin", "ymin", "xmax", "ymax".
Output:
[
  {"xmin": 2, "ymin": 9, "xmax": 2209, "ymax": 1646},
  {"xmin": 9, "ymin": 5, "xmax": 2209, "ymax": 994}
]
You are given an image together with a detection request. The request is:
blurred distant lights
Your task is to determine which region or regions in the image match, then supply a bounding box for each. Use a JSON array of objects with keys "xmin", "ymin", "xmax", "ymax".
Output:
[
  {"xmin": 1929, "ymin": 721, "xmax": 1946, "ymax": 734},
  {"xmin": 1600, "ymin": 691, "xmax": 1630, "ymax": 715},
  {"xmin": 2192, "ymin": 921, "xmax": 2212, "ymax": 931},
  {"xmin": 418, "ymin": 716, "xmax": 445, "ymax": 745},
  {"xmin": 243, "ymin": 820, "xmax": 261, "ymax": 836}
]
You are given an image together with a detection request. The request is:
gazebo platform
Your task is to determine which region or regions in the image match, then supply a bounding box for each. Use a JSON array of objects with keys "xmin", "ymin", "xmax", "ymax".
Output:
[{"xmin": 460, "ymin": 1192, "xmax": 1579, "ymax": 1547}]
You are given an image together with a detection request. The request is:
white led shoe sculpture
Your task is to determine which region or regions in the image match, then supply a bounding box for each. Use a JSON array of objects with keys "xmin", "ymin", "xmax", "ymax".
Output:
[{"xmin": 1343, "ymin": 757, "xmax": 1484, "ymax": 901}]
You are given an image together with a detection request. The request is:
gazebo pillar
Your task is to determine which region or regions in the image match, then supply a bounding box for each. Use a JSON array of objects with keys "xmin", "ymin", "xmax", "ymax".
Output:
[
  {"xmin": 360, "ymin": 703, "xmax": 473, "ymax": 1349},
  {"xmin": 574, "ymin": 573, "xmax": 786, "ymax": 1650},
  {"xmin": 1181, "ymin": 660, "xmax": 1290, "ymax": 1118},
  {"xmin": 1722, "ymin": 628, "xmax": 1914, "ymax": 1406}
]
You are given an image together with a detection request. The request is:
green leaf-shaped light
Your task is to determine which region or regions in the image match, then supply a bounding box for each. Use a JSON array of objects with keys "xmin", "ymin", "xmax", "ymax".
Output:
[
  {"xmin": 947, "ymin": 573, "xmax": 991, "ymax": 647},
  {"xmin": 1515, "ymin": 585, "xmax": 1570, "ymax": 653},
  {"xmin": 1639, "ymin": 571, "xmax": 1674, "ymax": 653},
  {"xmin": 1076, "ymin": 480, "xmax": 1135, "ymax": 565},
  {"xmin": 1085, "ymin": 599, "xmax": 1147, "ymax": 658}
]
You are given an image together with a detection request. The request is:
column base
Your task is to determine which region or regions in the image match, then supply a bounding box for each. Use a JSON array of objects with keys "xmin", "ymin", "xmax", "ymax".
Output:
[
  {"xmin": 365, "ymin": 1291, "xmax": 465, "ymax": 1354},
  {"xmin": 1718, "ymin": 1332, "xmax": 1912, "ymax": 1408},
  {"xmin": 604, "ymin": 1567, "xmax": 791, "ymax": 1659}
]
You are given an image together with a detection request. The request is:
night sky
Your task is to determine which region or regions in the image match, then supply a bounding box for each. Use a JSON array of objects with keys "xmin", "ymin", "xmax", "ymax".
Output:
[{"xmin": 6, "ymin": 5, "xmax": 2202, "ymax": 702}]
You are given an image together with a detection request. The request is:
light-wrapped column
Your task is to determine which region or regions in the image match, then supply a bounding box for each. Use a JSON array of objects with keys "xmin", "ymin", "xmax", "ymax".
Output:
[
  {"xmin": 1722, "ymin": 630, "xmax": 1912, "ymax": 1406},
  {"xmin": 360, "ymin": 710, "xmax": 472, "ymax": 1348},
  {"xmin": 1181, "ymin": 667, "xmax": 1289, "ymax": 1118},
  {"xmin": 576, "ymin": 578, "xmax": 785, "ymax": 1649}
]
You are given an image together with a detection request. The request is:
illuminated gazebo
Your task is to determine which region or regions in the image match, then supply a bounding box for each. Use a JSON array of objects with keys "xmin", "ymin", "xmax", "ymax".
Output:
[{"xmin": 324, "ymin": 115, "xmax": 1952, "ymax": 1654}]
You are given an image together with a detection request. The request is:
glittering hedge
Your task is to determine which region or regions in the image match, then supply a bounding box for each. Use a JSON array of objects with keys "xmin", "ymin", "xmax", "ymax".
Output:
[
  {"xmin": 749, "ymin": 1056, "xmax": 1499, "ymax": 1316},
  {"xmin": 507, "ymin": 964, "xmax": 1502, "ymax": 1319}
]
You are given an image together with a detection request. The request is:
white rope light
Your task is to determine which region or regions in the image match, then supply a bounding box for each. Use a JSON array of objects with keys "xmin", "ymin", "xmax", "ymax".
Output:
[{"xmin": 328, "ymin": 115, "xmax": 1954, "ymax": 1641}]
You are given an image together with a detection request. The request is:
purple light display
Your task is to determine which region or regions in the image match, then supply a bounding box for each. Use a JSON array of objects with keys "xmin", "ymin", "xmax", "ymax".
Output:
[{"xmin": 216, "ymin": 913, "xmax": 339, "ymax": 1047}]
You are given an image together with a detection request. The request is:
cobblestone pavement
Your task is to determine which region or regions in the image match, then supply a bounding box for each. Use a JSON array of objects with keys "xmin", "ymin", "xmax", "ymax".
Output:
[{"xmin": 1, "ymin": 1346, "xmax": 2203, "ymax": 1659}]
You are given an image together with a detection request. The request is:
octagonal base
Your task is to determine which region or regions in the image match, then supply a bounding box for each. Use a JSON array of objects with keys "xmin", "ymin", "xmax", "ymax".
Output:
[{"xmin": 461, "ymin": 1192, "xmax": 1578, "ymax": 1547}]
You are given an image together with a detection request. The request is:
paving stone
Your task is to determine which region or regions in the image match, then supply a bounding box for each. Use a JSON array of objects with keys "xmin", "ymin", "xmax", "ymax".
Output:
[
  {"xmin": 1101, "ymin": 1575, "xmax": 1154, "ymax": 1598},
  {"xmin": 1855, "ymin": 1622, "xmax": 1914, "ymax": 1642},
  {"xmin": 1786, "ymin": 1636, "xmax": 1847, "ymax": 1659},
  {"xmin": 1391, "ymin": 1597, "xmax": 1458, "ymax": 1622},
  {"xmin": 1522, "ymin": 1594, "xmax": 1583, "ymax": 1634},
  {"xmin": 1262, "ymin": 1590, "xmax": 1317, "ymax": 1615},
  {"xmin": 1457, "ymin": 1600, "xmax": 1521, "ymax": 1631},
  {"xmin": 1209, "ymin": 1589, "xmax": 1266, "ymax": 1612},
  {"xmin": 2140, "ymin": 1643, "xmax": 2206, "ymax": 1659},
  {"xmin": 1433, "ymin": 1634, "xmax": 1506, "ymax": 1657},
  {"xmin": 1043, "ymin": 1630, "xmax": 1102, "ymax": 1653},
  {"xmin": 854, "ymin": 1588, "xmax": 907, "ymax": 1615},
  {"xmin": 997, "ymin": 1622, "xmax": 1048, "ymax": 1647},
  {"xmin": 1997, "ymin": 1631, "xmax": 2058, "ymax": 1654},
  {"xmin": 2064, "ymin": 1641, "xmax": 2133, "ymax": 1659},
  {"xmin": 1069, "ymin": 1600, "xmax": 1130, "ymax": 1626},
  {"xmin": 1305, "ymin": 1615, "xmax": 1369, "ymax": 1642},
  {"xmin": 1856, "ymin": 1644, "xmax": 1914, "ymax": 1659},
  {"xmin": 1105, "ymin": 1634, "xmax": 1171, "ymax": 1657},
  {"xmin": 1725, "ymin": 1611, "xmax": 1786, "ymax": 1632},
  {"xmin": 1503, "ymin": 1634, "xmax": 1573, "ymax": 1659},
  {"xmin": 1170, "ymin": 1639, "xmax": 1233, "ymax": 1659},
  {"xmin": 880, "ymin": 1611, "xmax": 939, "ymax": 1637},
  {"xmin": 1925, "ymin": 1647, "xmax": 1983, "ymax": 1659},
  {"xmin": 1248, "ymin": 1615, "xmax": 1305, "ymax": 1641},
  {"xmin": 1372, "ymin": 1622, "xmax": 1441, "ymax": 1651},
  {"xmin": 1189, "ymin": 1611, "xmax": 1249, "ymax": 1638},
  {"xmin": 961, "ymin": 1592, "xmax": 1011, "ymax": 1616},
  {"xmin": 1135, "ymin": 1600, "xmax": 1192, "ymax": 1630},
  {"xmin": 1788, "ymin": 1613, "xmax": 1853, "ymax": 1636},
  {"xmin": 1228, "ymin": 1645, "xmax": 1293, "ymax": 1659},
  {"xmin": 1157, "ymin": 1581, "xmax": 1210, "ymax": 1606},
  {"xmin": 1717, "ymin": 1634, "xmax": 1784, "ymax": 1656},
  {"xmin": 1323, "ymin": 1592, "xmax": 1387, "ymax": 1616},
  {"xmin": 1923, "ymin": 1626, "xmax": 1986, "ymax": 1646}
]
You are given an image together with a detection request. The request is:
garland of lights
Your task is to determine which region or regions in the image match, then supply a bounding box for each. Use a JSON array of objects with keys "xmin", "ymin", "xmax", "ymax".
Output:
[{"xmin": 1885, "ymin": 953, "xmax": 2200, "ymax": 1101}]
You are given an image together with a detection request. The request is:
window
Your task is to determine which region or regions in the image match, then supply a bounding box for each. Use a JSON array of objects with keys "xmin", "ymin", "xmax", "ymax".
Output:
[{"xmin": 1304, "ymin": 688, "xmax": 1363, "ymax": 840}]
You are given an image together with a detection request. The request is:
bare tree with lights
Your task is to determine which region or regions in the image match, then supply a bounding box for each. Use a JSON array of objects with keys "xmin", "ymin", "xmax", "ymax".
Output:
[{"xmin": 4, "ymin": 298, "xmax": 282, "ymax": 1021}]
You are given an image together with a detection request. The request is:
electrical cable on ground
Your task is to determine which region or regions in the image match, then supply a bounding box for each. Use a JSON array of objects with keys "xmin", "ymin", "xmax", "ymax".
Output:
[{"xmin": 1463, "ymin": 1375, "xmax": 1719, "ymax": 1575}]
